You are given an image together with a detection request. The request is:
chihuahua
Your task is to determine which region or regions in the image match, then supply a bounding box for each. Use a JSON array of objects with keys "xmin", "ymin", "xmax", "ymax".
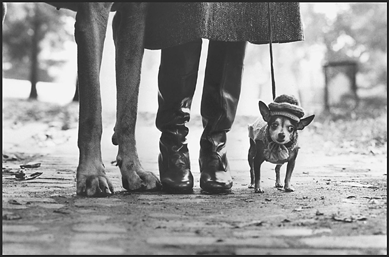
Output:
[{"xmin": 248, "ymin": 95, "xmax": 315, "ymax": 193}]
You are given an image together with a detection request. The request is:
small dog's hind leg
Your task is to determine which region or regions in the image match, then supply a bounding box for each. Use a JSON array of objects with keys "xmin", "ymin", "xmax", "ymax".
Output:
[
  {"xmin": 248, "ymin": 139, "xmax": 256, "ymax": 188},
  {"xmin": 253, "ymin": 156, "xmax": 265, "ymax": 193}
]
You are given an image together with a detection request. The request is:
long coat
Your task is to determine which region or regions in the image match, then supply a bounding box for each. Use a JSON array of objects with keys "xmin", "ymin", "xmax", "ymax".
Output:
[{"xmin": 144, "ymin": 2, "xmax": 304, "ymax": 50}]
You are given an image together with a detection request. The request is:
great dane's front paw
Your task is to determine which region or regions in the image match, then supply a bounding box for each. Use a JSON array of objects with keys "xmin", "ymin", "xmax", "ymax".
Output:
[
  {"xmin": 120, "ymin": 164, "xmax": 161, "ymax": 192},
  {"xmin": 136, "ymin": 170, "xmax": 162, "ymax": 191},
  {"xmin": 121, "ymin": 171, "xmax": 143, "ymax": 191},
  {"xmin": 77, "ymin": 174, "xmax": 114, "ymax": 197},
  {"xmin": 121, "ymin": 171, "xmax": 161, "ymax": 191}
]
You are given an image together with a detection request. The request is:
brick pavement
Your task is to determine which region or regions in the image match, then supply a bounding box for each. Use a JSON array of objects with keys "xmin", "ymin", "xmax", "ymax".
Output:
[{"xmin": 2, "ymin": 116, "xmax": 387, "ymax": 255}]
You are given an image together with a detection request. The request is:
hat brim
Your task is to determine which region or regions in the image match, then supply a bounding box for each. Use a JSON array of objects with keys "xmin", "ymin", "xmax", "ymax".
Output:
[{"xmin": 269, "ymin": 102, "xmax": 304, "ymax": 118}]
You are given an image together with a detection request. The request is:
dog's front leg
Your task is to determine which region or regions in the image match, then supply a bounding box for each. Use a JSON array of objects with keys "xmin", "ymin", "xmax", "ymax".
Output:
[
  {"xmin": 254, "ymin": 160, "xmax": 265, "ymax": 193},
  {"xmin": 112, "ymin": 3, "xmax": 161, "ymax": 191},
  {"xmin": 253, "ymin": 145, "xmax": 265, "ymax": 193},
  {"xmin": 75, "ymin": 3, "xmax": 114, "ymax": 196},
  {"xmin": 275, "ymin": 164, "xmax": 283, "ymax": 188},
  {"xmin": 284, "ymin": 150, "xmax": 298, "ymax": 192}
]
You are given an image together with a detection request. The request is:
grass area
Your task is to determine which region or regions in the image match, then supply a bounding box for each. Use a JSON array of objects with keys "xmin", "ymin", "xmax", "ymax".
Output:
[
  {"xmin": 2, "ymin": 98, "xmax": 79, "ymax": 130},
  {"xmin": 306, "ymin": 95, "xmax": 387, "ymax": 155}
]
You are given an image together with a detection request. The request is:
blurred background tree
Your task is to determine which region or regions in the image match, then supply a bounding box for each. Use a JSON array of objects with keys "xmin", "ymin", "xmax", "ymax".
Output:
[
  {"xmin": 2, "ymin": 3, "xmax": 74, "ymax": 99},
  {"xmin": 302, "ymin": 3, "xmax": 387, "ymax": 89},
  {"xmin": 2, "ymin": 3, "xmax": 386, "ymax": 111}
]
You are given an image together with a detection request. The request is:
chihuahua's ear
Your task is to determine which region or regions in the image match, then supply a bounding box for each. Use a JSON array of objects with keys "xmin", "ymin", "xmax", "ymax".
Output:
[
  {"xmin": 297, "ymin": 115, "xmax": 315, "ymax": 130},
  {"xmin": 258, "ymin": 101, "xmax": 270, "ymax": 122}
]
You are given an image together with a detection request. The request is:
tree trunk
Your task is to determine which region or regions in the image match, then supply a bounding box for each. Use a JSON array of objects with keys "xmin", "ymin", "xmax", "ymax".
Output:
[{"xmin": 29, "ymin": 4, "xmax": 40, "ymax": 100}]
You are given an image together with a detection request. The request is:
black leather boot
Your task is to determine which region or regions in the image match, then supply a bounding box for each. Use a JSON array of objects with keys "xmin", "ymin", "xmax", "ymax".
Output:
[
  {"xmin": 159, "ymin": 127, "xmax": 193, "ymax": 193},
  {"xmin": 156, "ymin": 39, "xmax": 202, "ymax": 193},
  {"xmin": 199, "ymin": 40, "xmax": 247, "ymax": 193},
  {"xmin": 199, "ymin": 131, "xmax": 232, "ymax": 192}
]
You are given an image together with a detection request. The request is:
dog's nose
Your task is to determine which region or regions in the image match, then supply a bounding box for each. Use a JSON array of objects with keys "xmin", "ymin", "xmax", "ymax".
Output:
[{"xmin": 278, "ymin": 133, "xmax": 285, "ymax": 140}]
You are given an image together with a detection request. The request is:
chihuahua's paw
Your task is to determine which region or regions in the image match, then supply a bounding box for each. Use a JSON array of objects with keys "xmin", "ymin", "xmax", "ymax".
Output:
[
  {"xmin": 284, "ymin": 186, "xmax": 295, "ymax": 192},
  {"xmin": 254, "ymin": 188, "xmax": 264, "ymax": 193},
  {"xmin": 275, "ymin": 182, "xmax": 283, "ymax": 188},
  {"xmin": 248, "ymin": 184, "xmax": 254, "ymax": 189}
]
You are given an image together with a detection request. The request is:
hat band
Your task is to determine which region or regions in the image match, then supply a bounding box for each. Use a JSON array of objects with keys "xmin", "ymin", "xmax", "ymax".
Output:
[{"xmin": 270, "ymin": 111, "xmax": 300, "ymax": 122}]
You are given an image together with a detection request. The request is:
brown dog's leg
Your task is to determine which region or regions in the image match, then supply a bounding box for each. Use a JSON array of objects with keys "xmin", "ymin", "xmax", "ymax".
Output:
[
  {"xmin": 253, "ymin": 155, "xmax": 265, "ymax": 193},
  {"xmin": 75, "ymin": 3, "xmax": 114, "ymax": 196},
  {"xmin": 253, "ymin": 142, "xmax": 266, "ymax": 193},
  {"xmin": 275, "ymin": 164, "xmax": 283, "ymax": 188},
  {"xmin": 248, "ymin": 139, "xmax": 256, "ymax": 188},
  {"xmin": 112, "ymin": 3, "xmax": 161, "ymax": 191}
]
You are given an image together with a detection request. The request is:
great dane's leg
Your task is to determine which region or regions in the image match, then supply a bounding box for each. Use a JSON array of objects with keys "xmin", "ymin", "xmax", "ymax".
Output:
[
  {"xmin": 75, "ymin": 3, "xmax": 114, "ymax": 196},
  {"xmin": 112, "ymin": 3, "xmax": 161, "ymax": 191}
]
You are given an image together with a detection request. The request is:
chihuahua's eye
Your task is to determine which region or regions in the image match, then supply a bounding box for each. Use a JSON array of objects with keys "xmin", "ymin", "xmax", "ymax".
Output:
[
  {"xmin": 287, "ymin": 126, "xmax": 294, "ymax": 133},
  {"xmin": 271, "ymin": 123, "xmax": 278, "ymax": 130}
]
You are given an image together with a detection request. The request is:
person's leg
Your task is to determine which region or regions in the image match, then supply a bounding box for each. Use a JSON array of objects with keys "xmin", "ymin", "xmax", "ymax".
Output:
[
  {"xmin": 199, "ymin": 40, "xmax": 247, "ymax": 193},
  {"xmin": 156, "ymin": 39, "xmax": 202, "ymax": 193}
]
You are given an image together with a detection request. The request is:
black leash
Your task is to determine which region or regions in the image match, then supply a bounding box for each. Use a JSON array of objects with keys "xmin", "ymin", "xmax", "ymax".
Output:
[{"xmin": 267, "ymin": 2, "xmax": 276, "ymax": 100}]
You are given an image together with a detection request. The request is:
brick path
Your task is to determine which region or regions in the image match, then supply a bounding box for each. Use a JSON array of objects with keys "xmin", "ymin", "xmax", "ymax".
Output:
[{"xmin": 2, "ymin": 115, "xmax": 387, "ymax": 255}]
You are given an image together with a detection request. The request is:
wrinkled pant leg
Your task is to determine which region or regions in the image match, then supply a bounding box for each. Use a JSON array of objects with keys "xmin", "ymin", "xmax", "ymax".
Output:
[{"xmin": 199, "ymin": 40, "xmax": 247, "ymax": 193}]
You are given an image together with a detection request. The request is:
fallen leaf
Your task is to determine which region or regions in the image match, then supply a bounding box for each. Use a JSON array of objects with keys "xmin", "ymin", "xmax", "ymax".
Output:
[
  {"xmin": 20, "ymin": 162, "xmax": 41, "ymax": 169},
  {"xmin": 8, "ymin": 199, "xmax": 22, "ymax": 205},
  {"xmin": 346, "ymin": 195, "xmax": 356, "ymax": 199},
  {"xmin": 244, "ymin": 199, "xmax": 254, "ymax": 203},
  {"xmin": 2, "ymin": 167, "xmax": 14, "ymax": 174},
  {"xmin": 332, "ymin": 216, "xmax": 354, "ymax": 223},
  {"xmin": 368, "ymin": 199, "xmax": 379, "ymax": 204},
  {"xmin": 316, "ymin": 210, "xmax": 324, "ymax": 216},
  {"xmin": 24, "ymin": 172, "xmax": 43, "ymax": 180},
  {"xmin": 2, "ymin": 154, "xmax": 18, "ymax": 162},
  {"xmin": 363, "ymin": 196, "xmax": 382, "ymax": 199},
  {"xmin": 53, "ymin": 209, "xmax": 70, "ymax": 215},
  {"xmin": 2, "ymin": 213, "xmax": 22, "ymax": 220},
  {"xmin": 331, "ymin": 214, "xmax": 366, "ymax": 223},
  {"xmin": 234, "ymin": 220, "xmax": 263, "ymax": 228},
  {"xmin": 14, "ymin": 171, "xmax": 26, "ymax": 179}
]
